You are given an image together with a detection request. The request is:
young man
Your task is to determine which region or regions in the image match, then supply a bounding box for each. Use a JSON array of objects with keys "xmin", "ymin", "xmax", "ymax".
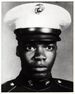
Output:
[{"xmin": 2, "ymin": 2, "xmax": 73, "ymax": 92}]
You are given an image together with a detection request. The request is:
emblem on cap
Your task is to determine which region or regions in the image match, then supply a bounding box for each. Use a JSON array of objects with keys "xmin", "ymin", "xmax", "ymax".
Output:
[{"xmin": 34, "ymin": 4, "xmax": 45, "ymax": 14}]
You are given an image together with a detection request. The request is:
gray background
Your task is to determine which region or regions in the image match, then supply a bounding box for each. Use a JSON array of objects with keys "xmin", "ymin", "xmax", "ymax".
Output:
[{"xmin": 2, "ymin": 1, "xmax": 73, "ymax": 83}]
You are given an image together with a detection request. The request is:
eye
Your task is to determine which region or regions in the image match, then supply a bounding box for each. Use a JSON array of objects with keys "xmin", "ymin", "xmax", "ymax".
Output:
[
  {"xmin": 26, "ymin": 46, "xmax": 36, "ymax": 51},
  {"xmin": 45, "ymin": 44, "xmax": 56, "ymax": 51}
]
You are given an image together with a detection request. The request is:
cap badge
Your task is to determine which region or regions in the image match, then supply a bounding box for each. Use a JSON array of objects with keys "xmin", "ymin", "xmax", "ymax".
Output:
[{"xmin": 34, "ymin": 4, "xmax": 45, "ymax": 14}]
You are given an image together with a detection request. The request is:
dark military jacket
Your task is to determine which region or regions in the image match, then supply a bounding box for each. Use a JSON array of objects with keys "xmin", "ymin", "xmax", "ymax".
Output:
[{"xmin": 2, "ymin": 75, "xmax": 73, "ymax": 92}]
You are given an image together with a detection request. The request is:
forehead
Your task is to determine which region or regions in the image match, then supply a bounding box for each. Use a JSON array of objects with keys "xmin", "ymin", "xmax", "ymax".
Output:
[{"xmin": 22, "ymin": 41, "xmax": 56, "ymax": 45}]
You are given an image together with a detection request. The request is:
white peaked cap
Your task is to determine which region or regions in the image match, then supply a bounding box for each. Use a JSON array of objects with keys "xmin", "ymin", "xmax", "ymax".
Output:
[{"xmin": 4, "ymin": 3, "xmax": 71, "ymax": 31}]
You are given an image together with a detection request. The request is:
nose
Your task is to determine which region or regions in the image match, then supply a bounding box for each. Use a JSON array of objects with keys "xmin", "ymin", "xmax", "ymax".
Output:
[{"xmin": 34, "ymin": 45, "xmax": 47, "ymax": 61}]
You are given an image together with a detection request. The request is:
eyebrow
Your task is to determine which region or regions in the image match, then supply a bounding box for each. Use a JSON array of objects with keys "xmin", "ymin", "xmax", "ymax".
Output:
[{"xmin": 24, "ymin": 41, "xmax": 56, "ymax": 45}]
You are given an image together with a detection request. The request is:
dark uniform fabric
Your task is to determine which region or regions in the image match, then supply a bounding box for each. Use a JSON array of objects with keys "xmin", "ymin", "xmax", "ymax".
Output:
[{"xmin": 2, "ymin": 74, "xmax": 73, "ymax": 92}]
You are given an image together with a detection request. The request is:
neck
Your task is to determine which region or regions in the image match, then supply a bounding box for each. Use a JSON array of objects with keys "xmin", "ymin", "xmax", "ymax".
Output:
[
  {"xmin": 17, "ymin": 70, "xmax": 52, "ymax": 82},
  {"xmin": 15, "ymin": 71, "xmax": 53, "ymax": 90}
]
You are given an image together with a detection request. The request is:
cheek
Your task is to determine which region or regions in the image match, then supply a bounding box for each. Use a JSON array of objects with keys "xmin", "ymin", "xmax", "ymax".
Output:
[
  {"xmin": 45, "ymin": 50, "xmax": 56, "ymax": 65},
  {"xmin": 25, "ymin": 51, "xmax": 35, "ymax": 63}
]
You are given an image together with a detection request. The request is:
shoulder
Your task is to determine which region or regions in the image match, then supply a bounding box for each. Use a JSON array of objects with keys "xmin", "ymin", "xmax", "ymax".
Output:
[
  {"xmin": 1, "ymin": 78, "xmax": 73, "ymax": 92},
  {"xmin": 1, "ymin": 79, "xmax": 16, "ymax": 92},
  {"xmin": 53, "ymin": 78, "xmax": 73, "ymax": 92}
]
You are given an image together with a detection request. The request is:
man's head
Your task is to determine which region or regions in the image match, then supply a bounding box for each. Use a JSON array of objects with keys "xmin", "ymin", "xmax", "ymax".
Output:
[
  {"xmin": 14, "ymin": 28, "xmax": 58, "ymax": 80},
  {"xmin": 4, "ymin": 3, "xmax": 71, "ymax": 80}
]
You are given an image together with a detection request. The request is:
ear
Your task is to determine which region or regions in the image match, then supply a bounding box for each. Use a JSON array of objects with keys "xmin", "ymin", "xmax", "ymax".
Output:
[
  {"xmin": 55, "ymin": 43, "xmax": 57, "ymax": 50},
  {"xmin": 16, "ymin": 46, "xmax": 20, "ymax": 56}
]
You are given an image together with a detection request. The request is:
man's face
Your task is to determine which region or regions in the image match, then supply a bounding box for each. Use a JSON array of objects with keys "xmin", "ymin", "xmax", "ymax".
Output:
[{"xmin": 19, "ymin": 41, "xmax": 57, "ymax": 79}]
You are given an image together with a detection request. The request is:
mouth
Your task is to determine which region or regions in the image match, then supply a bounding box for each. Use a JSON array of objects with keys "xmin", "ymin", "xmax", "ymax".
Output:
[
  {"xmin": 28, "ymin": 66, "xmax": 48, "ymax": 79},
  {"xmin": 31, "ymin": 67, "xmax": 48, "ymax": 78},
  {"xmin": 32, "ymin": 66, "xmax": 47, "ymax": 72}
]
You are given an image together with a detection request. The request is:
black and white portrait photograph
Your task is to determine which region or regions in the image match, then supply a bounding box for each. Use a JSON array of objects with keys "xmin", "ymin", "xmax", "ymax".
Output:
[{"xmin": 1, "ymin": 1, "xmax": 73, "ymax": 92}]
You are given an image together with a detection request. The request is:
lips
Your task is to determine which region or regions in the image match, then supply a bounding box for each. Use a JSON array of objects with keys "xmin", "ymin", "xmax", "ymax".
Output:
[{"xmin": 32, "ymin": 66, "xmax": 47, "ymax": 72}]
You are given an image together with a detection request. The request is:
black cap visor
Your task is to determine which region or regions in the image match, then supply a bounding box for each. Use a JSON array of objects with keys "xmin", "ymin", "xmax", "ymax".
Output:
[{"xmin": 14, "ymin": 28, "xmax": 61, "ymax": 42}]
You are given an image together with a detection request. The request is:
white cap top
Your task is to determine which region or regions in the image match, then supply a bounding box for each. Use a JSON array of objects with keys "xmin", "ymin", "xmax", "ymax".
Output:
[{"xmin": 4, "ymin": 3, "xmax": 71, "ymax": 31}]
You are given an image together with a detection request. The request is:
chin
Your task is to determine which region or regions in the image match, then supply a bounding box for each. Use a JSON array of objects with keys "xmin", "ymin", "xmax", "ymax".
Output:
[{"xmin": 32, "ymin": 72, "xmax": 48, "ymax": 79}]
